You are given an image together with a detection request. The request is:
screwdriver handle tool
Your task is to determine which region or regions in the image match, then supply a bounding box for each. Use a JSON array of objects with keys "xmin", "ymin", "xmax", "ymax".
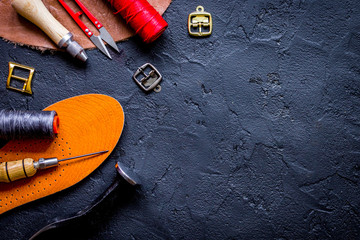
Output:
[
  {"xmin": 11, "ymin": 0, "xmax": 88, "ymax": 62},
  {"xmin": 0, "ymin": 150, "xmax": 108, "ymax": 183}
]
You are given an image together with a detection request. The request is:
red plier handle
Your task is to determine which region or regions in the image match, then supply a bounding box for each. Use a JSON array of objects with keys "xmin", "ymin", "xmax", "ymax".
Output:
[{"xmin": 58, "ymin": 0, "xmax": 103, "ymax": 38}]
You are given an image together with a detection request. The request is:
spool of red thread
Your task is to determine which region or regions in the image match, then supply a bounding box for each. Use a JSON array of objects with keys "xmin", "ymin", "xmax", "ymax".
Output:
[{"xmin": 108, "ymin": 0, "xmax": 168, "ymax": 43}]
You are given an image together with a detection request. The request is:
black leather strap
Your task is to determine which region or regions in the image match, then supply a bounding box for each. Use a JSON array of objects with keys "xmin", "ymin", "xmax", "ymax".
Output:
[{"xmin": 30, "ymin": 177, "xmax": 122, "ymax": 240}]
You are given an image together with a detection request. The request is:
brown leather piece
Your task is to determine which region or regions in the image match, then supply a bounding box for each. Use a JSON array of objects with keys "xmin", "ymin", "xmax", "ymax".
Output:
[{"xmin": 0, "ymin": 0, "xmax": 171, "ymax": 50}]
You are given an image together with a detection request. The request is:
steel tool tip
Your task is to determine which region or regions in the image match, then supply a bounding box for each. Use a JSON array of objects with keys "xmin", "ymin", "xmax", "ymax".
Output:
[
  {"xmin": 76, "ymin": 50, "xmax": 88, "ymax": 62},
  {"xmin": 115, "ymin": 162, "xmax": 140, "ymax": 186}
]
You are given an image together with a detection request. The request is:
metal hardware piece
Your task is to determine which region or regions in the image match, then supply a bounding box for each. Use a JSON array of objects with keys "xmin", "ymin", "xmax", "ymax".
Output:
[
  {"xmin": 58, "ymin": 32, "xmax": 88, "ymax": 62},
  {"xmin": 188, "ymin": 6, "xmax": 212, "ymax": 37},
  {"xmin": 133, "ymin": 63, "xmax": 162, "ymax": 92},
  {"xmin": 33, "ymin": 150, "xmax": 108, "ymax": 170},
  {"xmin": 6, "ymin": 62, "xmax": 35, "ymax": 94}
]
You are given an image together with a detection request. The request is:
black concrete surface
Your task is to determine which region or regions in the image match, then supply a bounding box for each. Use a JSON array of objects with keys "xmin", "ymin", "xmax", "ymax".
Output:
[{"xmin": 1, "ymin": 0, "xmax": 360, "ymax": 239}]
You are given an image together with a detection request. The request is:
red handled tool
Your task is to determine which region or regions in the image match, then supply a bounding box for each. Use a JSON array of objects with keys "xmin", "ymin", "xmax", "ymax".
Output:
[{"xmin": 58, "ymin": 0, "xmax": 120, "ymax": 59}]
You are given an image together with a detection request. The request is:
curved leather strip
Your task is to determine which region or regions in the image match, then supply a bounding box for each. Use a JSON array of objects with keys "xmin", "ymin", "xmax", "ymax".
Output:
[
  {"xmin": 29, "ymin": 161, "xmax": 140, "ymax": 239},
  {"xmin": 0, "ymin": 94, "xmax": 125, "ymax": 214},
  {"xmin": 30, "ymin": 177, "xmax": 122, "ymax": 240},
  {"xmin": 0, "ymin": 0, "xmax": 171, "ymax": 50}
]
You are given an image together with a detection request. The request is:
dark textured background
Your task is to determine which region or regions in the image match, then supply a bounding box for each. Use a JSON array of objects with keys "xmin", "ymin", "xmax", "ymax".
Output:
[{"xmin": 1, "ymin": 0, "xmax": 360, "ymax": 239}]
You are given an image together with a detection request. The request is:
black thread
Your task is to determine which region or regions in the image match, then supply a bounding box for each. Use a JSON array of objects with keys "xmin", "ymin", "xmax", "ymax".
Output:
[
  {"xmin": 5, "ymin": 162, "xmax": 11, "ymax": 182},
  {"xmin": 22, "ymin": 159, "xmax": 28, "ymax": 178},
  {"xmin": 0, "ymin": 110, "xmax": 58, "ymax": 140}
]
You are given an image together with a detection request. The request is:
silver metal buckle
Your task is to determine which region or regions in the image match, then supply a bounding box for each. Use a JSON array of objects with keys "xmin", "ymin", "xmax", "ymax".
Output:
[{"xmin": 133, "ymin": 63, "xmax": 162, "ymax": 92}]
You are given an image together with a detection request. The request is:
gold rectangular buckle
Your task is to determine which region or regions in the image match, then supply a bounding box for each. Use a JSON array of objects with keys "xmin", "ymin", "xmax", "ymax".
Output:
[
  {"xmin": 188, "ymin": 6, "xmax": 212, "ymax": 37},
  {"xmin": 6, "ymin": 62, "xmax": 35, "ymax": 94}
]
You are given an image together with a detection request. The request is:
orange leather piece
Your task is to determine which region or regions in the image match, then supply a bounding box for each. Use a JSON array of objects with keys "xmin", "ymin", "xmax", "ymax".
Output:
[
  {"xmin": 0, "ymin": 0, "xmax": 171, "ymax": 50},
  {"xmin": 0, "ymin": 94, "xmax": 124, "ymax": 214}
]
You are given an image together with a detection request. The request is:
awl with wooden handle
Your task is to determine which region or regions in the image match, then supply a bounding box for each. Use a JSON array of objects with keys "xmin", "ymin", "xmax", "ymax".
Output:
[
  {"xmin": 0, "ymin": 150, "xmax": 108, "ymax": 183},
  {"xmin": 11, "ymin": 0, "xmax": 88, "ymax": 62}
]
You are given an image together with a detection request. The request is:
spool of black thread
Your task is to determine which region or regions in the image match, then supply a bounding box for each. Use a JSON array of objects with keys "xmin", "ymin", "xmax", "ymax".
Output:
[{"xmin": 0, "ymin": 110, "xmax": 59, "ymax": 140}]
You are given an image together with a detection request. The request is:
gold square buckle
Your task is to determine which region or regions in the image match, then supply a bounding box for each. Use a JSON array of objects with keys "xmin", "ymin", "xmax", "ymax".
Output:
[
  {"xmin": 6, "ymin": 62, "xmax": 35, "ymax": 94},
  {"xmin": 188, "ymin": 6, "xmax": 212, "ymax": 37}
]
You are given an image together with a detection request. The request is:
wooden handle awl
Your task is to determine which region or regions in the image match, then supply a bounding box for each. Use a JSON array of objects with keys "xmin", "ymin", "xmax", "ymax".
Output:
[
  {"xmin": 11, "ymin": 0, "xmax": 69, "ymax": 45},
  {"xmin": 0, "ymin": 158, "xmax": 37, "ymax": 183}
]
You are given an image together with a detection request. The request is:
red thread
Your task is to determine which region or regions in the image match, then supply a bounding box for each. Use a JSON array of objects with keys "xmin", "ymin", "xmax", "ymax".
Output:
[{"xmin": 108, "ymin": 0, "xmax": 168, "ymax": 43}]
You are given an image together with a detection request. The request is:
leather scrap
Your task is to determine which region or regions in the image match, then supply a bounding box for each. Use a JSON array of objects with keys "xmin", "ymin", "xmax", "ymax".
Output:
[
  {"xmin": 30, "ymin": 176, "xmax": 122, "ymax": 240},
  {"xmin": 0, "ymin": 0, "xmax": 171, "ymax": 50}
]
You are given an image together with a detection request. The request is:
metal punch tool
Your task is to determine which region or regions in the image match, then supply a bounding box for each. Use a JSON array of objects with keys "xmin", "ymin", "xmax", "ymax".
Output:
[{"xmin": 58, "ymin": 0, "xmax": 120, "ymax": 59}]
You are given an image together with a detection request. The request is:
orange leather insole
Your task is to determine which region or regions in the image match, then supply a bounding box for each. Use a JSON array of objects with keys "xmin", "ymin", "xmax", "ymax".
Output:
[{"xmin": 0, "ymin": 94, "xmax": 124, "ymax": 214}]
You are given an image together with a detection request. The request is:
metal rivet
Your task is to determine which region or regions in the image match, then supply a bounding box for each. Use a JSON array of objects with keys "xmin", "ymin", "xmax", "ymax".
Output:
[
  {"xmin": 88, "ymin": 32, "xmax": 92, "ymax": 36},
  {"xmin": 85, "ymin": 29, "xmax": 89, "ymax": 32}
]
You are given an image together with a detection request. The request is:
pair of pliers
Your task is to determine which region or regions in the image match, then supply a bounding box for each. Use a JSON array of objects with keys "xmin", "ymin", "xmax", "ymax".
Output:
[{"xmin": 58, "ymin": 0, "xmax": 119, "ymax": 59}]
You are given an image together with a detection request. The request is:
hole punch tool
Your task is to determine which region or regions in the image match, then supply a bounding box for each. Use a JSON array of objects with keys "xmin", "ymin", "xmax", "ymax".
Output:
[{"xmin": 58, "ymin": 0, "xmax": 120, "ymax": 59}]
